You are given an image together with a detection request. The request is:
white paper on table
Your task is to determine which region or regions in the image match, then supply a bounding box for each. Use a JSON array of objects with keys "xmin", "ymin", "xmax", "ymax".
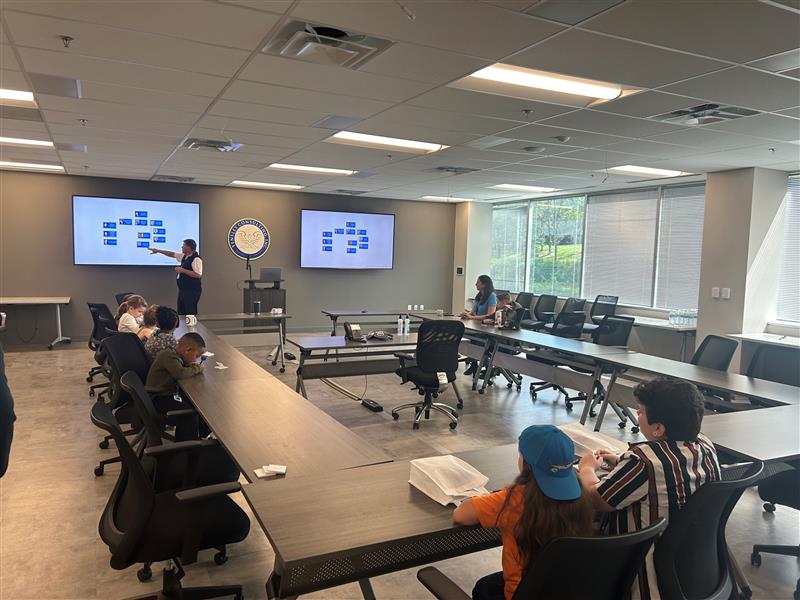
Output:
[
  {"xmin": 202, "ymin": 352, "xmax": 215, "ymax": 357},
  {"xmin": 409, "ymin": 455, "xmax": 490, "ymax": 506},
  {"xmin": 558, "ymin": 422, "xmax": 628, "ymax": 458},
  {"xmin": 213, "ymin": 362, "xmax": 228, "ymax": 370}
]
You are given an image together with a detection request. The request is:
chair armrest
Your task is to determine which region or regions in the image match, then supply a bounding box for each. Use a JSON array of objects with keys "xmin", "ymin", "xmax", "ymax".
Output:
[
  {"xmin": 394, "ymin": 351, "xmax": 416, "ymax": 362},
  {"xmin": 540, "ymin": 311, "xmax": 555, "ymax": 322},
  {"xmin": 175, "ymin": 481, "xmax": 242, "ymax": 503},
  {"xmin": 166, "ymin": 408, "xmax": 196, "ymax": 418},
  {"xmin": 144, "ymin": 438, "xmax": 218, "ymax": 458},
  {"xmin": 417, "ymin": 567, "xmax": 471, "ymax": 600},
  {"xmin": 394, "ymin": 351, "xmax": 415, "ymax": 383}
]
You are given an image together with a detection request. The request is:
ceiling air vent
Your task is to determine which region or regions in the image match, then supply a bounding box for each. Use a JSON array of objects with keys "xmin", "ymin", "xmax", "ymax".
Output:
[
  {"xmin": 182, "ymin": 138, "xmax": 242, "ymax": 152},
  {"xmin": 651, "ymin": 103, "xmax": 759, "ymax": 126},
  {"xmin": 263, "ymin": 20, "xmax": 393, "ymax": 69},
  {"xmin": 333, "ymin": 189, "xmax": 367, "ymax": 195},
  {"xmin": 428, "ymin": 166, "xmax": 480, "ymax": 175},
  {"xmin": 152, "ymin": 174, "xmax": 196, "ymax": 183}
]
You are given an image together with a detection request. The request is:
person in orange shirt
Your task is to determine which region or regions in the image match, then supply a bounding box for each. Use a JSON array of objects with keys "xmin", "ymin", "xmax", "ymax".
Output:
[{"xmin": 453, "ymin": 425, "xmax": 593, "ymax": 600}]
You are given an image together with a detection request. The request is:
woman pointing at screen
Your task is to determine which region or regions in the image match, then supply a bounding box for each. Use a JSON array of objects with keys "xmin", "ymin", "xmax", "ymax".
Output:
[{"xmin": 149, "ymin": 239, "xmax": 202, "ymax": 315}]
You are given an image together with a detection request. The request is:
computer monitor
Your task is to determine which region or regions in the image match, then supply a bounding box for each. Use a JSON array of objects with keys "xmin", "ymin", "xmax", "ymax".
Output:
[{"xmin": 259, "ymin": 267, "xmax": 282, "ymax": 282}]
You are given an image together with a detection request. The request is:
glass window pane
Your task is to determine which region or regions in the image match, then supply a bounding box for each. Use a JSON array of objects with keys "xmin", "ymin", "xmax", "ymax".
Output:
[
  {"xmin": 527, "ymin": 196, "xmax": 585, "ymax": 297},
  {"xmin": 655, "ymin": 185, "xmax": 705, "ymax": 310},
  {"xmin": 777, "ymin": 177, "xmax": 800, "ymax": 322},
  {"xmin": 583, "ymin": 190, "xmax": 659, "ymax": 306},
  {"xmin": 491, "ymin": 203, "xmax": 528, "ymax": 292}
]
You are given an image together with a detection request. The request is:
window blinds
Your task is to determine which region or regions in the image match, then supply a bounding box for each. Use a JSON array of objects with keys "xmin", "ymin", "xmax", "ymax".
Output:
[
  {"xmin": 490, "ymin": 203, "xmax": 528, "ymax": 292},
  {"xmin": 777, "ymin": 177, "xmax": 800, "ymax": 322},
  {"xmin": 655, "ymin": 185, "xmax": 706, "ymax": 309},
  {"xmin": 583, "ymin": 190, "xmax": 659, "ymax": 306}
]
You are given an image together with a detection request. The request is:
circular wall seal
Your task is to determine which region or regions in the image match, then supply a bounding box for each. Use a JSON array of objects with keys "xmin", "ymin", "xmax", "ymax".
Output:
[{"xmin": 228, "ymin": 218, "xmax": 270, "ymax": 260}]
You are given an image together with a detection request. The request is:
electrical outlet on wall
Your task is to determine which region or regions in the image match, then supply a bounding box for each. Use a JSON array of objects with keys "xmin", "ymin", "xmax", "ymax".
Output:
[{"xmin": 711, "ymin": 287, "xmax": 720, "ymax": 298}]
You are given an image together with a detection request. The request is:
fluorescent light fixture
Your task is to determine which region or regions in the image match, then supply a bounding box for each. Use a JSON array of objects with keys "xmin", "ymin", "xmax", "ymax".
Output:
[
  {"xmin": 492, "ymin": 184, "xmax": 559, "ymax": 193},
  {"xmin": 469, "ymin": 64, "xmax": 622, "ymax": 100},
  {"xmin": 606, "ymin": 165, "xmax": 690, "ymax": 178},
  {"xmin": 0, "ymin": 160, "xmax": 64, "ymax": 171},
  {"xmin": 0, "ymin": 136, "xmax": 54, "ymax": 147},
  {"xmin": 0, "ymin": 88, "xmax": 35, "ymax": 103},
  {"xmin": 420, "ymin": 195, "xmax": 474, "ymax": 202},
  {"xmin": 268, "ymin": 163, "xmax": 356, "ymax": 176},
  {"xmin": 230, "ymin": 180, "xmax": 304, "ymax": 190},
  {"xmin": 327, "ymin": 131, "xmax": 448, "ymax": 154}
]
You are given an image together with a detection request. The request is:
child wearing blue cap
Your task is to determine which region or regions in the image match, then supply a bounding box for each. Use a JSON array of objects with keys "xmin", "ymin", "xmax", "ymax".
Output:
[{"xmin": 453, "ymin": 425, "xmax": 593, "ymax": 600}]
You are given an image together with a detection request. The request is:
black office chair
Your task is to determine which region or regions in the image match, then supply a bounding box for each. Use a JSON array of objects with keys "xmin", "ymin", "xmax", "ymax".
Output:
[
  {"xmin": 115, "ymin": 291, "xmax": 136, "ymax": 306},
  {"xmin": 418, "ymin": 519, "xmax": 667, "ymax": 600},
  {"xmin": 653, "ymin": 461, "xmax": 765, "ymax": 600},
  {"xmin": 691, "ymin": 335, "xmax": 739, "ymax": 370},
  {"xmin": 87, "ymin": 302, "xmax": 117, "ymax": 399},
  {"xmin": 514, "ymin": 292, "xmax": 534, "ymax": 316},
  {"xmin": 583, "ymin": 294, "xmax": 619, "ymax": 334},
  {"xmin": 529, "ymin": 311, "xmax": 589, "ymax": 400},
  {"xmin": 91, "ymin": 401, "xmax": 249, "ymax": 600},
  {"xmin": 520, "ymin": 294, "xmax": 557, "ymax": 331},
  {"xmin": 392, "ymin": 320, "xmax": 465, "ymax": 430},
  {"xmin": 751, "ymin": 460, "xmax": 800, "ymax": 600},
  {"xmin": 746, "ymin": 344, "xmax": 800, "ymax": 387},
  {"xmin": 542, "ymin": 297, "xmax": 586, "ymax": 333},
  {"xmin": 93, "ymin": 332, "xmax": 150, "ymax": 477}
]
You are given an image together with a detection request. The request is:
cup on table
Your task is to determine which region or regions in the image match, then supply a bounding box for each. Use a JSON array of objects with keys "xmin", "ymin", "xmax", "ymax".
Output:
[
  {"xmin": 253, "ymin": 300, "xmax": 262, "ymax": 315},
  {"xmin": 436, "ymin": 309, "xmax": 444, "ymax": 318},
  {"xmin": 185, "ymin": 315, "xmax": 197, "ymax": 326},
  {"xmin": 271, "ymin": 307, "xmax": 283, "ymax": 315}
]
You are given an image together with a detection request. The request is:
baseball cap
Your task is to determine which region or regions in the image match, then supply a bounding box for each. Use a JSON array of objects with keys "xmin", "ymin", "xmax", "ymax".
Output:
[{"xmin": 518, "ymin": 425, "xmax": 581, "ymax": 501}]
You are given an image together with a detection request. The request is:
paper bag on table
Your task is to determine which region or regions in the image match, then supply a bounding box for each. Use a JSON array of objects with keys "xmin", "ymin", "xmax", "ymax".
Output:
[{"xmin": 409, "ymin": 455, "xmax": 489, "ymax": 506}]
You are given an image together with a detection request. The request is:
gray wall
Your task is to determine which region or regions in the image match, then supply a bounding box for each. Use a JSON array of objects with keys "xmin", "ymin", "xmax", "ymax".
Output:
[{"xmin": 0, "ymin": 171, "xmax": 456, "ymax": 346}]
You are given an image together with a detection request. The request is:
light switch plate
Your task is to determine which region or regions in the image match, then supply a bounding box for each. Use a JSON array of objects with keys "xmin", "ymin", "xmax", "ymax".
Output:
[
  {"xmin": 721, "ymin": 287, "xmax": 731, "ymax": 300},
  {"xmin": 711, "ymin": 287, "xmax": 720, "ymax": 298}
]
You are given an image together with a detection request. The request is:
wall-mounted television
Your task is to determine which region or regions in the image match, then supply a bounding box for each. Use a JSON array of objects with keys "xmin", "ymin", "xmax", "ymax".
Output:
[
  {"xmin": 73, "ymin": 195, "xmax": 200, "ymax": 266},
  {"xmin": 300, "ymin": 209, "xmax": 394, "ymax": 269}
]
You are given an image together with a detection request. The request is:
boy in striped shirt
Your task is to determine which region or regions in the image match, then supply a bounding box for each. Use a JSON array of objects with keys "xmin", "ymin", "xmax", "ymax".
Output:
[{"xmin": 578, "ymin": 378, "xmax": 721, "ymax": 600}]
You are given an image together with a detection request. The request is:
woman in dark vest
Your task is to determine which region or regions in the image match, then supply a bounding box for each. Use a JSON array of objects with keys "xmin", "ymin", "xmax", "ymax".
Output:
[{"xmin": 149, "ymin": 238, "xmax": 203, "ymax": 315}]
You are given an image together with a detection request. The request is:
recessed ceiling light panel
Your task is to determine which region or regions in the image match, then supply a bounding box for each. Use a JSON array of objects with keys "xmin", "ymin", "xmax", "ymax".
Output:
[
  {"xmin": 230, "ymin": 180, "xmax": 305, "ymax": 190},
  {"xmin": 420, "ymin": 195, "xmax": 474, "ymax": 202},
  {"xmin": 492, "ymin": 184, "xmax": 559, "ymax": 193},
  {"xmin": 326, "ymin": 131, "xmax": 448, "ymax": 154},
  {"xmin": 0, "ymin": 160, "xmax": 64, "ymax": 171},
  {"xmin": 0, "ymin": 136, "xmax": 53, "ymax": 147},
  {"xmin": 268, "ymin": 163, "xmax": 356, "ymax": 176},
  {"xmin": 0, "ymin": 88, "xmax": 35, "ymax": 103},
  {"xmin": 606, "ymin": 165, "xmax": 691, "ymax": 178},
  {"xmin": 469, "ymin": 64, "xmax": 622, "ymax": 100}
]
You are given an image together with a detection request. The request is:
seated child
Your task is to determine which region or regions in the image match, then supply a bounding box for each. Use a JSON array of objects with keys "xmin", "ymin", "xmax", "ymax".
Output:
[
  {"xmin": 137, "ymin": 304, "xmax": 159, "ymax": 341},
  {"xmin": 454, "ymin": 425, "xmax": 593, "ymax": 600},
  {"xmin": 578, "ymin": 378, "xmax": 721, "ymax": 600},
  {"xmin": 144, "ymin": 306, "xmax": 180, "ymax": 361},
  {"xmin": 117, "ymin": 295, "xmax": 147, "ymax": 334},
  {"xmin": 483, "ymin": 292, "xmax": 523, "ymax": 328},
  {"xmin": 145, "ymin": 332, "xmax": 205, "ymax": 415}
]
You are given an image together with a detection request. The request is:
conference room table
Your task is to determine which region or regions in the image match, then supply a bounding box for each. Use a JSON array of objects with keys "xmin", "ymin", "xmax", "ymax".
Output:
[
  {"xmin": 175, "ymin": 322, "xmax": 390, "ymax": 481},
  {"xmin": 243, "ymin": 443, "xmax": 518, "ymax": 600},
  {"xmin": 0, "ymin": 296, "xmax": 71, "ymax": 349},
  {"xmin": 322, "ymin": 308, "xmax": 438, "ymax": 335},
  {"xmin": 195, "ymin": 312, "xmax": 291, "ymax": 372}
]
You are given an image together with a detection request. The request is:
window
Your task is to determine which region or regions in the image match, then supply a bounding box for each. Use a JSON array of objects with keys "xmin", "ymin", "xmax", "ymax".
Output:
[
  {"xmin": 655, "ymin": 185, "xmax": 705, "ymax": 309},
  {"xmin": 527, "ymin": 196, "xmax": 585, "ymax": 297},
  {"xmin": 583, "ymin": 190, "xmax": 659, "ymax": 306},
  {"xmin": 490, "ymin": 203, "xmax": 527, "ymax": 292},
  {"xmin": 777, "ymin": 176, "xmax": 800, "ymax": 322}
]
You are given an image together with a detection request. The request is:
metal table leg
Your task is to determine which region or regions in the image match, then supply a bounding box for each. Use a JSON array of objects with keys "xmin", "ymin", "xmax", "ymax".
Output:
[
  {"xmin": 48, "ymin": 303, "xmax": 71, "ymax": 349},
  {"xmin": 594, "ymin": 370, "xmax": 620, "ymax": 432},
  {"xmin": 580, "ymin": 365, "xmax": 604, "ymax": 425},
  {"xmin": 358, "ymin": 579, "xmax": 376, "ymax": 600},
  {"xmin": 478, "ymin": 339, "xmax": 499, "ymax": 394},
  {"xmin": 295, "ymin": 351, "xmax": 309, "ymax": 398},
  {"xmin": 278, "ymin": 319, "xmax": 286, "ymax": 373}
]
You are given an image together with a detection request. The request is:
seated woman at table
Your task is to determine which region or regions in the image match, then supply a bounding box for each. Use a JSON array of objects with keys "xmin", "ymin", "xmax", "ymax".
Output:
[
  {"xmin": 460, "ymin": 275, "xmax": 497, "ymax": 375},
  {"xmin": 578, "ymin": 378, "xmax": 721, "ymax": 600},
  {"xmin": 453, "ymin": 425, "xmax": 593, "ymax": 600},
  {"xmin": 117, "ymin": 295, "xmax": 147, "ymax": 334},
  {"xmin": 137, "ymin": 304, "xmax": 159, "ymax": 342},
  {"xmin": 144, "ymin": 306, "xmax": 180, "ymax": 361}
]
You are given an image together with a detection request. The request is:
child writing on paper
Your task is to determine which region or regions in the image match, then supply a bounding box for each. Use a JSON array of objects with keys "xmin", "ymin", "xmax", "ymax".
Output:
[
  {"xmin": 453, "ymin": 425, "xmax": 593, "ymax": 600},
  {"xmin": 145, "ymin": 332, "xmax": 205, "ymax": 414},
  {"xmin": 578, "ymin": 378, "xmax": 721, "ymax": 600}
]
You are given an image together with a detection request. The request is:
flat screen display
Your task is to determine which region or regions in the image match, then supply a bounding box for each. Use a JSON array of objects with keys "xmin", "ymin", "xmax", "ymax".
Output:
[
  {"xmin": 73, "ymin": 195, "xmax": 200, "ymax": 266},
  {"xmin": 300, "ymin": 209, "xmax": 394, "ymax": 269}
]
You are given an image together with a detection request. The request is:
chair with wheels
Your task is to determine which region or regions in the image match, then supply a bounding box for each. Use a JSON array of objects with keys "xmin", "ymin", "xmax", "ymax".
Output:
[
  {"xmin": 653, "ymin": 461, "xmax": 765, "ymax": 600},
  {"xmin": 417, "ymin": 519, "xmax": 666, "ymax": 600},
  {"xmin": 514, "ymin": 292, "xmax": 534, "ymax": 316},
  {"xmin": 542, "ymin": 297, "xmax": 586, "ymax": 333},
  {"xmin": 751, "ymin": 460, "xmax": 800, "ymax": 600},
  {"xmin": 92, "ymin": 401, "xmax": 249, "ymax": 600},
  {"xmin": 87, "ymin": 302, "xmax": 117, "ymax": 399},
  {"xmin": 520, "ymin": 294, "xmax": 557, "ymax": 331},
  {"xmin": 392, "ymin": 320, "xmax": 464, "ymax": 430},
  {"xmin": 582, "ymin": 294, "xmax": 619, "ymax": 335},
  {"xmin": 529, "ymin": 311, "xmax": 588, "ymax": 401},
  {"xmin": 115, "ymin": 292, "xmax": 136, "ymax": 306},
  {"xmin": 746, "ymin": 344, "xmax": 800, "ymax": 387}
]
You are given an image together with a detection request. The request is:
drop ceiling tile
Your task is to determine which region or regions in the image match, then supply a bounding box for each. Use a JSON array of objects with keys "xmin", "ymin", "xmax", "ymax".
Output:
[
  {"xmin": 0, "ymin": 146, "xmax": 60, "ymax": 162},
  {"xmin": 776, "ymin": 107, "xmax": 800, "ymax": 119},
  {"xmin": 503, "ymin": 122, "xmax": 631, "ymax": 147},
  {"xmin": 484, "ymin": 163, "xmax": 589, "ymax": 176},
  {"xmin": 290, "ymin": 0, "xmax": 564, "ymax": 60},
  {"xmin": 78, "ymin": 81, "xmax": 212, "ymax": 113},
  {"xmin": 539, "ymin": 109, "xmax": 685, "ymax": 138},
  {"xmin": 360, "ymin": 42, "xmax": 490, "ymax": 85},
  {"xmin": 283, "ymin": 143, "xmax": 411, "ymax": 170},
  {"xmin": 49, "ymin": 124, "xmax": 181, "ymax": 146},
  {"xmin": 592, "ymin": 91, "xmax": 701, "ymax": 118},
  {"xmin": 0, "ymin": 69, "xmax": 27, "ymax": 90},
  {"xmin": 4, "ymin": 12, "xmax": 251, "ymax": 77},
  {"xmin": 643, "ymin": 156, "xmax": 746, "ymax": 174},
  {"xmin": 583, "ymin": 0, "xmax": 800, "ymax": 63},
  {"xmin": 703, "ymin": 113, "xmax": 800, "ymax": 142},
  {"xmin": 481, "ymin": 139, "xmax": 584, "ymax": 156},
  {"xmin": 369, "ymin": 105, "xmax": 521, "ymax": 136},
  {"xmin": 42, "ymin": 109, "xmax": 191, "ymax": 137},
  {"xmin": 703, "ymin": 142, "xmax": 800, "ymax": 167},
  {"xmin": 748, "ymin": 49, "xmax": 800, "ymax": 73},
  {"xmin": 523, "ymin": 155, "xmax": 610, "ymax": 171},
  {"xmin": 600, "ymin": 139, "xmax": 697, "ymax": 158},
  {"xmin": 240, "ymin": 54, "xmax": 434, "ymax": 103},
  {"xmin": 524, "ymin": 0, "xmax": 624, "ymax": 25},
  {"xmin": 558, "ymin": 148, "xmax": 644, "ymax": 165},
  {"xmin": 230, "ymin": 169, "xmax": 333, "ymax": 185},
  {"xmin": 3, "ymin": 0, "xmax": 282, "ymax": 50},
  {"xmin": 645, "ymin": 128, "xmax": 769, "ymax": 151},
  {"xmin": 408, "ymin": 87, "xmax": 574, "ymax": 122},
  {"xmin": 481, "ymin": 1, "xmax": 538, "ymax": 12},
  {"xmin": 218, "ymin": 1, "xmax": 293, "ymax": 14},
  {"xmin": 0, "ymin": 118, "xmax": 49, "ymax": 135},
  {"xmin": 506, "ymin": 29, "xmax": 727, "ymax": 88},
  {"xmin": 661, "ymin": 67, "xmax": 800, "ymax": 112},
  {"xmin": 16, "ymin": 48, "xmax": 228, "ymax": 97},
  {"xmin": 763, "ymin": 161, "xmax": 800, "ymax": 171},
  {"xmin": 197, "ymin": 115, "xmax": 331, "ymax": 141},
  {"xmin": 427, "ymin": 146, "xmax": 513, "ymax": 164},
  {"xmin": 349, "ymin": 117, "xmax": 480, "ymax": 146},
  {"xmin": 782, "ymin": 68, "xmax": 800, "ymax": 80},
  {"xmin": 209, "ymin": 99, "xmax": 326, "ymax": 127},
  {"xmin": 0, "ymin": 45, "xmax": 21, "ymax": 71},
  {"xmin": 189, "ymin": 128, "xmax": 309, "ymax": 152},
  {"xmin": 37, "ymin": 96, "xmax": 200, "ymax": 126},
  {"xmin": 222, "ymin": 80, "xmax": 392, "ymax": 118}
]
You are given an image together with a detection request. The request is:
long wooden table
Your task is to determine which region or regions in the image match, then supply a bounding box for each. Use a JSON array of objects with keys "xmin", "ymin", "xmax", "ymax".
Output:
[
  {"xmin": 196, "ymin": 312, "xmax": 291, "ymax": 372},
  {"xmin": 0, "ymin": 296, "xmax": 71, "ymax": 349},
  {"xmin": 176, "ymin": 322, "xmax": 390, "ymax": 481},
  {"xmin": 243, "ymin": 444, "xmax": 518, "ymax": 600}
]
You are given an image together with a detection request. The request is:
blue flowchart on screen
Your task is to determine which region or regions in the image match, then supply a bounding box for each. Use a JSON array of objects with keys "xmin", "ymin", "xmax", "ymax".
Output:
[
  {"xmin": 300, "ymin": 210, "xmax": 393, "ymax": 269},
  {"xmin": 315, "ymin": 220, "xmax": 373, "ymax": 254}
]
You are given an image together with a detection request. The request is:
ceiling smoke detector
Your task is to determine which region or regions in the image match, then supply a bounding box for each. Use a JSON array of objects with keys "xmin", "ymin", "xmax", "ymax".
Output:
[
  {"xmin": 263, "ymin": 20, "xmax": 392, "ymax": 69},
  {"xmin": 651, "ymin": 103, "xmax": 759, "ymax": 126},
  {"xmin": 182, "ymin": 138, "xmax": 242, "ymax": 152}
]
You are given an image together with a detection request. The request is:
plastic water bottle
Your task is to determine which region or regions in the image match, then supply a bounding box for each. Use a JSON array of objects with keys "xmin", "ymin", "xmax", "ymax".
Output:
[
  {"xmin": 397, "ymin": 315, "xmax": 403, "ymax": 334},
  {"xmin": 404, "ymin": 315, "xmax": 410, "ymax": 335}
]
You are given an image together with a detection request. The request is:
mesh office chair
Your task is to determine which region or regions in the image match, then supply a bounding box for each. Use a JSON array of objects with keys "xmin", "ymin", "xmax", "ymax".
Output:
[
  {"xmin": 691, "ymin": 335, "xmax": 739, "ymax": 370},
  {"xmin": 520, "ymin": 294, "xmax": 557, "ymax": 331},
  {"xmin": 583, "ymin": 294, "xmax": 619, "ymax": 334},
  {"xmin": 418, "ymin": 519, "xmax": 667, "ymax": 600},
  {"xmin": 93, "ymin": 332, "xmax": 150, "ymax": 477},
  {"xmin": 115, "ymin": 292, "xmax": 136, "ymax": 306},
  {"xmin": 654, "ymin": 461, "xmax": 765, "ymax": 600},
  {"xmin": 542, "ymin": 297, "xmax": 586, "ymax": 333},
  {"xmin": 514, "ymin": 292, "xmax": 534, "ymax": 317},
  {"xmin": 746, "ymin": 345, "xmax": 800, "ymax": 387},
  {"xmin": 92, "ymin": 401, "xmax": 249, "ymax": 600},
  {"xmin": 529, "ymin": 311, "xmax": 588, "ymax": 400},
  {"xmin": 392, "ymin": 320, "xmax": 465, "ymax": 430},
  {"xmin": 87, "ymin": 302, "xmax": 117, "ymax": 399}
]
